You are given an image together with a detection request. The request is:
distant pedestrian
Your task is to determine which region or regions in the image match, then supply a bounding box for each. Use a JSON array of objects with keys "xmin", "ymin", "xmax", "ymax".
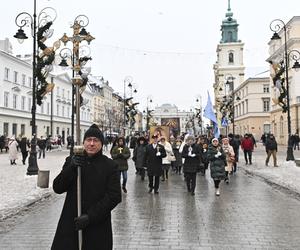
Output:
[
  {"xmin": 207, "ymin": 138, "xmax": 226, "ymax": 196},
  {"xmin": 51, "ymin": 124, "xmax": 121, "ymax": 250},
  {"xmin": 37, "ymin": 136, "xmax": 46, "ymax": 159},
  {"xmin": 172, "ymin": 137, "xmax": 183, "ymax": 174},
  {"xmin": 228, "ymin": 134, "xmax": 240, "ymax": 172},
  {"xmin": 144, "ymin": 134, "xmax": 166, "ymax": 194},
  {"xmin": 8, "ymin": 136, "xmax": 18, "ymax": 165},
  {"xmin": 182, "ymin": 135, "xmax": 201, "ymax": 195},
  {"xmin": 293, "ymin": 134, "xmax": 300, "ymax": 150},
  {"xmin": 111, "ymin": 137, "xmax": 131, "ymax": 193},
  {"xmin": 132, "ymin": 136, "xmax": 148, "ymax": 180},
  {"xmin": 221, "ymin": 137, "xmax": 235, "ymax": 183},
  {"xmin": 46, "ymin": 136, "xmax": 52, "ymax": 152},
  {"xmin": 265, "ymin": 134, "xmax": 278, "ymax": 167},
  {"xmin": 241, "ymin": 134, "xmax": 254, "ymax": 165},
  {"xmin": 159, "ymin": 136, "xmax": 173, "ymax": 181},
  {"xmin": 19, "ymin": 136, "xmax": 30, "ymax": 165}
]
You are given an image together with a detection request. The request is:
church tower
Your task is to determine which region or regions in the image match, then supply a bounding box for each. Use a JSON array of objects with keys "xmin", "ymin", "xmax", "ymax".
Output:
[{"xmin": 213, "ymin": 0, "xmax": 245, "ymax": 131}]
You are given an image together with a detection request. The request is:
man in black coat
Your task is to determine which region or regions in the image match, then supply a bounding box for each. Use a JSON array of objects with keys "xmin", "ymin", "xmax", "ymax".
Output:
[
  {"xmin": 51, "ymin": 124, "xmax": 121, "ymax": 250},
  {"xmin": 265, "ymin": 134, "xmax": 278, "ymax": 167},
  {"xmin": 144, "ymin": 134, "xmax": 166, "ymax": 194}
]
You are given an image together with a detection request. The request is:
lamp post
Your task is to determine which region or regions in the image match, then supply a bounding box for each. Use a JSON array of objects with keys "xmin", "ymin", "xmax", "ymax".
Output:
[
  {"xmin": 123, "ymin": 76, "xmax": 133, "ymax": 136},
  {"xmin": 145, "ymin": 96, "xmax": 153, "ymax": 132},
  {"xmin": 196, "ymin": 96, "xmax": 203, "ymax": 135},
  {"xmin": 14, "ymin": 0, "xmax": 57, "ymax": 175},
  {"xmin": 225, "ymin": 74, "xmax": 235, "ymax": 135},
  {"xmin": 59, "ymin": 15, "xmax": 94, "ymax": 155},
  {"xmin": 270, "ymin": 19, "xmax": 300, "ymax": 161}
]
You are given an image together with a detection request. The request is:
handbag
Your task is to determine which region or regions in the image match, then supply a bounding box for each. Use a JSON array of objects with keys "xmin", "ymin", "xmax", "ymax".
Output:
[{"xmin": 167, "ymin": 153, "xmax": 176, "ymax": 162}]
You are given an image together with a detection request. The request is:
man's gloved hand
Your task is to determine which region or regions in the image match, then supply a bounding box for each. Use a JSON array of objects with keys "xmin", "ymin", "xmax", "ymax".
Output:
[
  {"xmin": 215, "ymin": 151, "xmax": 222, "ymax": 158},
  {"xmin": 156, "ymin": 151, "xmax": 161, "ymax": 156},
  {"xmin": 190, "ymin": 153, "xmax": 196, "ymax": 157},
  {"xmin": 74, "ymin": 214, "xmax": 89, "ymax": 230},
  {"xmin": 71, "ymin": 155, "xmax": 85, "ymax": 168}
]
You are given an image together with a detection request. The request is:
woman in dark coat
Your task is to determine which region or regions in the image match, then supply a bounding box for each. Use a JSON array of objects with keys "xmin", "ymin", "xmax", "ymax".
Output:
[
  {"xmin": 51, "ymin": 124, "xmax": 121, "ymax": 250},
  {"xmin": 111, "ymin": 137, "xmax": 131, "ymax": 193},
  {"xmin": 132, "ymin": 136, "xmax": 148, "ymax": 180},
  {"xmin": 182, "ymin": 135, "xmax": 201, "ymax": 195},
  {"xmin": 207, "ymin": 137, "xmax": 226, "ymax": 196}
]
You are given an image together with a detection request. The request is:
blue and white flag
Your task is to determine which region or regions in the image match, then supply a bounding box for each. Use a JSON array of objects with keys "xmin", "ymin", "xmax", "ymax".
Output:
[{"xmin": 203, "ymin": 91, "xmax": 220, "ymax": 138}]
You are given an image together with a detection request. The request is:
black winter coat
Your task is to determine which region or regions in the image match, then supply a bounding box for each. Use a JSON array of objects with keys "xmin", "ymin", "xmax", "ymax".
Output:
[
  {"xmin": 182, "ymin": 144, "xmax": 201, "ymax": 173},
  {"xmin": 51, "ymin": 151, "xmax": 121, "ymax": 250},
  {"xmin": 144, "ymin": 144, "xmax": 166, "ymax": 176},
  {"xmin": 133, "ymin": 144, "xmax": 147, "ymax": 169},
  {"xmin": 207, "ymin": 145, "xmax": 226, "ymax": 180},
  {"xmin": 265, "ymin": 138, "xmax": 278, "ymax": 151}
]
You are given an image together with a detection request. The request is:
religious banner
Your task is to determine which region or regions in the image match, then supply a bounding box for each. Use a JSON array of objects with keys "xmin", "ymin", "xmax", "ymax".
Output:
[
  {"xmin": 161, "ymin": 118, "xmax": 180, "ymax": 138},
  {"xmin": 149, "ymin": 125, "xmax": 170, "ymax": 143}
]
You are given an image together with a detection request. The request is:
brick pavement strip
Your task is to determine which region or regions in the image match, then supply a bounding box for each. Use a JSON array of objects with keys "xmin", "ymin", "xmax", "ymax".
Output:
[{"xmin": 1, "ymin": 147, "xmax": 300, "ymax": 249}]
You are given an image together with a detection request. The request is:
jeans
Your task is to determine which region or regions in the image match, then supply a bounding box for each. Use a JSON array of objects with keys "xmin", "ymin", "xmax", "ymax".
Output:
[
  {"xmin": 120, "ymin": 170, "xmax": 128, "ymax": 187},
  {"xmin": 243, "ymin": 150, "xmax": 252, "ymax": 164}
]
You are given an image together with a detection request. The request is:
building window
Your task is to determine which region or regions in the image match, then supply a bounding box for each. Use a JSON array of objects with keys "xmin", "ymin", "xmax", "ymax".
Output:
[
  {"xmin": 4, "ymin": 68, "xmax": 9, "ymax": 81},
  {"xmin": 56, "ymin": 86, "xmax": 60, "ymax": 97},
  {"xmin": 62, "ymin": 89, "xmax": 65, "ymax": 98},
  {"xmin": 263, "ymin": 98, "xmax": 270, "ymax": 112},
  {"xmin": 245, "ymin": 99, "xmax": 248, "ymax": 113},
  {"xmin": 47, "ymin": 103, "xmax": 50, "ymax": 115},
  {"xmin": 263, "ymin": 84, "xmax": 269, "ymax": 93},
  {"xmin": 21, "ymin": 96, "xmax": 26, "ymax": 110},
  {"xmin": 3, "ymin": 123, "xmax": 9, "ymax": 136},
  {"xmin": 56, "ymin": 127, "xmax": 60, "ymax": 136},
  {"xmin": 21, "ymin": 124, "xmax": 25, "ymax": 136},
  {"xmin": 280, "ymin": 116, "xmax": 284, "ymax": 136},
  {"xmin": 28, "ymin": 77, "xmax": 32, "ymax": 88},
  {"xmin": 296, "ymin": 96, "xmax": 300, "ymax": 103},
  {"xmin": 4, "ymin": 92, "xmax": 9, "ymax": 107},
  {"xmin": 14, "ymin": 71, "xmax": 18, "ymax": 84},
  {"xmin": 41, "ymin": 103, "xmax": 44, "ymax": 114},
  {"xmin": 12, "ymin": 123, "xmax": 17, "ymax": 136},
  {"xmin": 28, "ymin": 97, "xmax": 32, "ymax": 111},
  {"xmin": 228, "ymin": 52, "xmax": 234, "ymax": 63},
  {"xmin": 22, "ymin": 74, "xmax": 26, "ymax": 85},
  {"xmin": 62, "ymin": 106, "xmax": 65, "ymax": 117},
  {"xmin": 13, "ymin": 94, "xmax": 18, "ymax": 109}
]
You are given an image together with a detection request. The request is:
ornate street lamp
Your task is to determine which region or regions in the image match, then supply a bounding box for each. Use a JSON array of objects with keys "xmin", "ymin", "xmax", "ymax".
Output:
[
  {"xmin": 14, "ymin": 0, "xmax": 57, "ymax": 175},
  {"xmin": 270, "ymin": 19, "xmax": 300, "ymax": 161},
  {"xmin": 196, "ymin": 96, "xmax": 203, "ymax": 135},
  {"xmin": 225, "ymin": 74, "xmax": 235, "ymax": 135},
  {"xmin": 59, "ymin": 15, "xmax": 94, "ymax": 155}
]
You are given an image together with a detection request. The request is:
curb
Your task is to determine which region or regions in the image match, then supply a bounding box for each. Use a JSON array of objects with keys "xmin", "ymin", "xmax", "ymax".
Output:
[
  {"xmin": 0, "ymin": 191, "xmax": 53, "ymax": 222},
  {"xmin": 241, "ymin": 167, "xmax": 300, "ymax": 200}
]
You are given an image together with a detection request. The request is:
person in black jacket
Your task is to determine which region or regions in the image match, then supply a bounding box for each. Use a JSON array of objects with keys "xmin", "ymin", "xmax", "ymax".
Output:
[
  {"xmin": 51, "ymin": 124, "xmax": 121, "ymax": 250},
  {"xmin": 19, "ymin": 136, "xmax": 30, "ymax": 165},
  {"xmin": 144, "ymin": 134, "xmax": 166, "ymax": 194},
  {"xmin": 182, "ymin": 135, "xmax": 201, "ymax": 195},
  {"xmin": 265, "ymin": 134, "xmax": 278, "ymax": 167}
]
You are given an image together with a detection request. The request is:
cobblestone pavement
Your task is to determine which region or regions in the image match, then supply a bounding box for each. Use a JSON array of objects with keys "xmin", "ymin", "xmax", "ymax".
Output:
[{"xmin": 1, "ymin": 149, "xmax": 300, "ymax": 249}]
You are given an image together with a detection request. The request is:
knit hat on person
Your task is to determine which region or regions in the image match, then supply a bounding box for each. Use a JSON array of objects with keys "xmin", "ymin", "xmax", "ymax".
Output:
[
  {"xmin": 83, "ymin": 124, "xmax": 104, "ymax": 143},
  {"xmin": 186, "ymin": 135, "xmax": 195, "ymax": 142},
  {"xmin": 211, "ymin": 137, "xmax": 219, "ymax": 143}
]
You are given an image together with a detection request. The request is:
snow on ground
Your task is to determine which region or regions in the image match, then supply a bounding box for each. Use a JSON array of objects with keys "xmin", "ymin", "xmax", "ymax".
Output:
[
  {"xmin": 241, "ymin": 160, "xmax": 300, "ymax": 195},
  {"xmin": 0, "ymin": 150, "xmax": 66, "ymax": 220}
]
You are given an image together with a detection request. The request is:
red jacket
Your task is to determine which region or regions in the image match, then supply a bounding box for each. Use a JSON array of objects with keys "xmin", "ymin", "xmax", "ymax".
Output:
[{"xmin": 241, "ymin": 138, "xmax": 254, "ymax": 151}]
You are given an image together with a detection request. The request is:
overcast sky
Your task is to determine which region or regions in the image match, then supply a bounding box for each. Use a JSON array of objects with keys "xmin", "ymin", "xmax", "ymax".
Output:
[{"xmin": 1, "ymin": 0, "xmax": 300, "ymax": 112}]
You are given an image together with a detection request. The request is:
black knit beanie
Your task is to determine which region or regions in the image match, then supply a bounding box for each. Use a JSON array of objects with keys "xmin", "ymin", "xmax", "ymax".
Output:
[{"xmin": 83, "ymin": 124, "xmax": 104, "ymax": 143}]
